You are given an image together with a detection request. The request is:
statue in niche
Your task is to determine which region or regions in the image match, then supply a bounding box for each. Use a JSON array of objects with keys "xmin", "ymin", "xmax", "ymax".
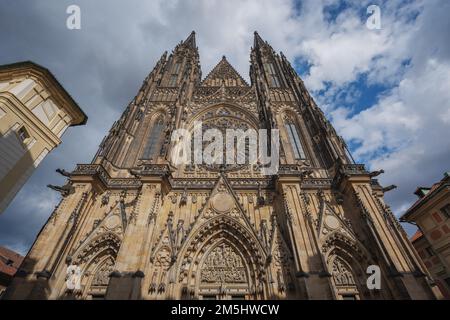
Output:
[{"xmin": 66, "ymin": 263, "xmax": 81, "ymax": 291}]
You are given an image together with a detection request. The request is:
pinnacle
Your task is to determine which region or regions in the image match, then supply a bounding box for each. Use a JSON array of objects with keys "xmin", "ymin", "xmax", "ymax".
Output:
[
  {"xmin": 253, "ymin": 30, "xmax": 265, "ymax": 48},
  {"xmin": 183, "ymin": 30, "xmax": 197, "ymax": 48}
]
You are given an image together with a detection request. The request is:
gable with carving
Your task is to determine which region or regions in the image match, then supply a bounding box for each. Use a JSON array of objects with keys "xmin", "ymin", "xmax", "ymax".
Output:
[{"xmin": 201, "ymin": 57, "xmax": 249, "ymax": 87}]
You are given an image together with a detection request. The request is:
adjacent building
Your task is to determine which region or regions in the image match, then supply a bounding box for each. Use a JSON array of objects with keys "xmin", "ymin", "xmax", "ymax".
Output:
[
  {"xmin": 4, "ymin": 33, "xmax": 438, "ymax": 300},
  {"xmin": 0, "ymin": 246, "xmax": 24, "ymax": 297},
  {"xmin": 401, "ymin": 172, "xmax": 450, "ymax": 299},
  {"xmin": 0, "ymin": 61, "xmax": 87, "ymax": 214}
]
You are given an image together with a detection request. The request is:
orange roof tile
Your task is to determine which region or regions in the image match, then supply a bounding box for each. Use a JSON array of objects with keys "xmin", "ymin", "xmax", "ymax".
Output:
[
  {"xmin": 0, "ymin": 246, "xmax": 24, "ymax": 277},
  {"xmin": 410, "ymin": 229, "xmax": 423, "ymax": 243}
]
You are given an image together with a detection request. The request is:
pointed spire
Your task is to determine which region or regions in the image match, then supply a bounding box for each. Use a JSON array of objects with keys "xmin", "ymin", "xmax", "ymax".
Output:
[
  {"xmin": 183, "ymin": 30, "xmax": 196, "ymax": 48},
  {"xmin": 253, "ymin": 31, "xmax": 265, "ymax": 49}
]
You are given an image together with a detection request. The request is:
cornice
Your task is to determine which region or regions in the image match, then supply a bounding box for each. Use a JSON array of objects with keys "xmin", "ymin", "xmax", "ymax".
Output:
[{"xmin": 0, "ymin": 61, "xmax": 87, "ymax": 126}]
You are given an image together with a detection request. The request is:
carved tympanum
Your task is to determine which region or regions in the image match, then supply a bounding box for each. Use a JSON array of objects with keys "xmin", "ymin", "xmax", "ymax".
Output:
[
  {"xmin": 331, "ymin": 257, "xmax": 356, "ymax": 286},
  {"xmin": 92, "ymin": 258, "xmax": 114, "ymax": 286},
  {"xmin": 201, "ymin": 243, "xmax": 247, "ymax": 283}
]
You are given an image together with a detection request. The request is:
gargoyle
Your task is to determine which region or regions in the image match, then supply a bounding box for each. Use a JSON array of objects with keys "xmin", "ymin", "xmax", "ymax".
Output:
[
  {"xmin": 47, "ymin": 182, "xmax": 75, "ymax": 197},
  {"xmin": 56, "ymin": 168, "xmax": 71, "ymax": 177},
  {"xmin": 369, "ymin": 169, "xmax": 385, "ymax": 177},
  {"xmin": 382, "ymin": 185, "xmax": 397, "ymax": 193},
  {"xmin": 299, "ymin": 169, "xmax": 313, "ymax": 179}
]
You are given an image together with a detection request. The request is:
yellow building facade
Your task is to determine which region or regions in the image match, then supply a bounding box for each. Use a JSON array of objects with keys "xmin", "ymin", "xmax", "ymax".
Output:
[
  {"xmin": 401, "ymin": 173, "xmax": 450, "ymax": 298},
  {"xmin": 0, "ymin": 61, "xmax": 87, "ymax": 214}
]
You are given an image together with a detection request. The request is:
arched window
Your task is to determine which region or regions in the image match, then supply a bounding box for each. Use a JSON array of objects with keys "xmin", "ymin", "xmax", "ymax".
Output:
[
  {"xmin": 142, "ymin": 115, "xmax": 164, "ymax": 159},
  {"xmin": 168, "ymin": 62, "xmax": 181, "ymax": 87},
  {"xmin": 87, "ymin": 257, "xmax": 115, "ymax": 299},
  {"xmin": 265, "ymin": 62, "xmax": 281, "ymax": 87},
  {"xmin": 330, "ymin": 256, "xmax": 360, "ymax": 300},
  {"xmin": 284, "ymin": 117, "xmax": 306, "ymax": 159}
]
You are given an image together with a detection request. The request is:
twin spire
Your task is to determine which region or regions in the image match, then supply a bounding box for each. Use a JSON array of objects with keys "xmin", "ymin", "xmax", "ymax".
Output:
[
  {"xmin": 181, "ymin": 30, "xmax": 267, "ymax": 49},
  {"xmin": 178, "ymin": 31, "xmax": 268, "ymax": 86}
]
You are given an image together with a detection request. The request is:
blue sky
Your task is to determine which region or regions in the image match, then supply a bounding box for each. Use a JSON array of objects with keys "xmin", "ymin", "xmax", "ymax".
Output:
[{"xmin": 0, "ymin": 0, "xmax": 449, "ymax": 254}]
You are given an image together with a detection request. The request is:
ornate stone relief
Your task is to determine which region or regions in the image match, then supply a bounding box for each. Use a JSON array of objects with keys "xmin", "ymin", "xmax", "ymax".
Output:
[
  {"xmin": 200, "ymin": 243, "xmax": 247, "ymax": 284},
  {"xmin": 91, "ymin": 258, "xmax": 115, "ymax": 286},
  {"xmin": 331, "ymin": 257, "xmax": 356, "ymax": 287},
  {"xmin": 155, "ymin": 246, "xmax": 172, "ymax": 270}
]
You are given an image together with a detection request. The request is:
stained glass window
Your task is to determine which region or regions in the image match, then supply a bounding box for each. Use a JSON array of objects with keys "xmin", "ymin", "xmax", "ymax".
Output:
[
  {"xmin": 168, "ymin": 62, "xmax": 181, "ymax": 87},
  {"xmin": 143, "ymin": 116, "xmax": 164, "ymax": 159},
  {"xmin": 265, "ymin": 62, "xmax": 281, "ymax": 87},
  {"xmin": 285, "ymin": 120, "xmax": 306, "ymax": 159}
]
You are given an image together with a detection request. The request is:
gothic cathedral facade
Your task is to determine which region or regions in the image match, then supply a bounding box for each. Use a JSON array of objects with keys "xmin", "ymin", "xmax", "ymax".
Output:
[{"xmin": 5, "ymin": 32, "xmax": 437, "ymax": 300}]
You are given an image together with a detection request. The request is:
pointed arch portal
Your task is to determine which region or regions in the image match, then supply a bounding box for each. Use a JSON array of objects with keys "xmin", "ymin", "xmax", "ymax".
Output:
[
  {"xmin": 178, "ymin": 216, "xmax": 266, "ymax": 300},
  {"xmin": 72, "ymin": 232, "xmax": 121, "ymax": 300}
]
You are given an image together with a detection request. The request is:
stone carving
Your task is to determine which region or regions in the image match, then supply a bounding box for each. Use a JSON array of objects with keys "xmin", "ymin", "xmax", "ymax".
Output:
[
  {"xmin": 211, "ymin": 192, "xmax": 234, "ymax": 213},
  {"xmin": 92, "ymin": 258, "xmax": 114, "ymax": 286},
  {"xmin": 101, "ymin": 191, "xmax": 110, "ymax": 206},
  {"xmin": 331, "ymin": 257, "xmax": 356, "ymax": 287},
  {"xmin": 65, "ymin": 263, "xmax": 81, "ymax": 291},
  {"xmin": 155, "ymin": 247, "xmax": 172, "ymax": 269},
  {"xmin": 72, "ymin": 164, "xmax": 142, "ymax": 189},
  {"xmin": 272, "ymin": 235, "xmax": 291, "ymax": 268},
  {"xmin": 47, "ymin": 182, "xmax": 75, "ymax": 197},
  {"xmin": 104, "ymin": 215, "xmax": 121, "ymax": 230},
  {"xmin": 74, "ymin": 233, "xmax": 121, "ymax": 265},
  {"xmin": 191, "ymin": 115, "xmax": 255, "ymax": 172},
  {"xmin": 201, "ymin": 243, "xmax": 247, "ymax": 283},
  {"xmin": 200, "ymin": 56, "xmax": 249, "ymax": 87}
]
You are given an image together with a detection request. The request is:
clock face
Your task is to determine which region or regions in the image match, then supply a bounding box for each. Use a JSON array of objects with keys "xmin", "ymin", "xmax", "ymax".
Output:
[{"xmin": 325, "ymin": 215, "xmax": 340, "ymax": 230}]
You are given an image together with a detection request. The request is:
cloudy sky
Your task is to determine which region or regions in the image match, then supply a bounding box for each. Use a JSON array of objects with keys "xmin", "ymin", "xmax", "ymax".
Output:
[{"xmin": 0, "ymin": 0, "xmax": 449, "ymax": 255}]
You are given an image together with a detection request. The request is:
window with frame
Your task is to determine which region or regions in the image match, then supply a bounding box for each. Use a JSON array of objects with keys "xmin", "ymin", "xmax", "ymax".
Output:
[
  {"xmin": 142, "ymin": 116, "xmax": 164, "ymax": 159},
  {"xmin": 284, "ymin": 119, "xmax": 306, "ymax": 160},
  {"xmin": 17, "ymin": 126, "xmax": 30, "ymax": 143},
  {"xmin": 265, "ymin": 62, "xmax": 281, "ymax": 87},
  {"xmin": 425, "ymin": 246, "xmax": 435, "ymax": 257},
  {"xmin": 168, "ymin": 62, "xmax": 181, "ymax": 87},
  {"xmin": 444, "ymin": 277, "xmax": 450, "ymax": 288},
  {"xmin": 440, "ymin": 204, "xmax": 450, "ymax": 219}
]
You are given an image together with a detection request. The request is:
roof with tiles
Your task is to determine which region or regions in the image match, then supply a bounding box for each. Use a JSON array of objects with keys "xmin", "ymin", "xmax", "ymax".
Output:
[
  {"xmin": 410, "ymin": 229, "xmax": 424, "ymax": 243},
  {"xmin": 0, "ymin": 246, "xmax": 24, "ymax": 277},
  {"xmin": 401, "ymin": 172, "xmax": 450, "ymax": 221}
]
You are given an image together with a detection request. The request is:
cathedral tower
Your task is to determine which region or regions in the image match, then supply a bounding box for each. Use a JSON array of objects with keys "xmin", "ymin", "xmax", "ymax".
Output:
[{"xmin": 5, "ymin": 32, "xmax": 438, "ymax": 300}]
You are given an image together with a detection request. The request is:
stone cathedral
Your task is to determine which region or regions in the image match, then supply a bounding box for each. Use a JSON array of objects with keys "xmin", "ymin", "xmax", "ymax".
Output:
[{"xmin": 5, "ymin": 32, "xmax": 438, "ymax": 300}]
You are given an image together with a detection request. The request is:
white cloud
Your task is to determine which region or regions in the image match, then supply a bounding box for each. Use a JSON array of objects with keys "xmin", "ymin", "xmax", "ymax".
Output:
[{"xmin": 325, "ymin": 1, "xmax": 450, "ymax": 214}]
